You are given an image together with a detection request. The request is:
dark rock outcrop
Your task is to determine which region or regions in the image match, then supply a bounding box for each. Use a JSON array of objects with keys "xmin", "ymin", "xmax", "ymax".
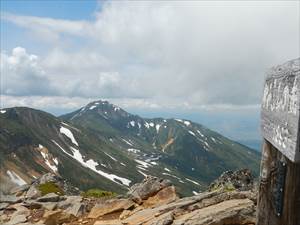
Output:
[{"xmin": 209, "ymin": 169, "xmax": 254, "ymax": 192}]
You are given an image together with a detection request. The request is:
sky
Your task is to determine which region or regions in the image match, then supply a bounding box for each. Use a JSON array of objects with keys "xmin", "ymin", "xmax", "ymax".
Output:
[{"xmin": 0, "ymin": 0, "xmax": 299, "ymax": 147}]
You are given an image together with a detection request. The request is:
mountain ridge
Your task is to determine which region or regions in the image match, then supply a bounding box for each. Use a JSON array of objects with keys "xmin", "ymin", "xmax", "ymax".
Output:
[{"xmin": 0, "ymin": 100, "xmax": 260, "ymax": 196}]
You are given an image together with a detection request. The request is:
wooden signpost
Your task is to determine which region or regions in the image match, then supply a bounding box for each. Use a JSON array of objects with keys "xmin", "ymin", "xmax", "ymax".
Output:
[{"xmin": 257, "ymin": 58, "xmax": 300, "ymax": 225}]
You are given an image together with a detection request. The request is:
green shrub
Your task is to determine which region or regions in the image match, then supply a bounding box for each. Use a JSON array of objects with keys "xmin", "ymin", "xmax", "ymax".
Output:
[
  {"xmin": 37, "ymin": 182, "xmax": 64, "ymax": 196},
  {"xmin": 81, "ymin": 188, "xmax": 116, "ymax": 198}
]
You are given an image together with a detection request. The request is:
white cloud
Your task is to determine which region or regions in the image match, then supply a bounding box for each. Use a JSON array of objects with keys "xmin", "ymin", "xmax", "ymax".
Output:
[
  {"xmin": 1, "ymin": 1, "xmax": 299, "ymax": 110},
  {"xmin": 0, "ymin": 95, "xmax": 260, "ymax": 113},
  {"xmin": 2, "ymin": 12, "xmax": 90, "ymax": 42},
  {"xmin": 1, "ymin": 47, "xmax": 56, "ymax": 96}
]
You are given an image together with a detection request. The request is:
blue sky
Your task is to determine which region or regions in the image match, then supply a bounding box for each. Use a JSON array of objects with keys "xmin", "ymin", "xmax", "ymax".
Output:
[
  {"xmin": 1, "ymin": 1, "xmax": 299, "ymax": 148},
  {"xmin": 1, "ymin": 0, "xmax": 99, "ymax": 52},
  {"xmin": 1, "ymin": 0, "xmax": 99, "ymax": 19}
]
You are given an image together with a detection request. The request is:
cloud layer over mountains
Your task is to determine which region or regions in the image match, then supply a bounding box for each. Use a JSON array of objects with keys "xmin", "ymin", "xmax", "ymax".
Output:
[{"xmin": 1, "ymin": 1, "xmax": 299, "ymax": 111}]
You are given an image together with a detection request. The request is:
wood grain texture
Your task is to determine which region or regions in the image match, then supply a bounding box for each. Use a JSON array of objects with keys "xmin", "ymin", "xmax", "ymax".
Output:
[
  {"xmin": 261, "ymin": 58, "xmax": 300, "ymax": 162},
  {"xmin": 256, "ymin": 140, "xmax": 300, "ymax": 225}
]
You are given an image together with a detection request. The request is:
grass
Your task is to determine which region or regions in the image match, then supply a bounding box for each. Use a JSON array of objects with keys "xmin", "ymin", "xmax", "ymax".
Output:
[
  {"xmin": 210, "ymin": 182, "xmax": 236, "ymax": 192},
  {"xmin": 81, "ymin": 188, "xmax": 117, "ymax": 198},
  {"xmin": 37, "ymin": 182, "xmax": 64, "ymax": 196}
]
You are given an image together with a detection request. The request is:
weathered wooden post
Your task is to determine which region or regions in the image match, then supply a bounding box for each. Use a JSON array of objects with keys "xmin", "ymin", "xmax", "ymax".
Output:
[{"xmin": 257, "ymin": 58, "xmax": 300, "ymax": 225}]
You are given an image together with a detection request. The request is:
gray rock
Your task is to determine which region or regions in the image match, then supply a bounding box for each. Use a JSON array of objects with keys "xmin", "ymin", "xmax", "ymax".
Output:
[
  {"xmin": 6, "ymin": 214, "xmax": 27, "ymax": 225},
  {"xmin": 21, "ymin": 200, "xmax": 42, "ymax": 210},
  {"xmin": 127, "ymin": 176, "xmax": 172, "ymax": 204},
  {"xmin": 0, "ymin": 194, "xmax": 21, "ymax": 204},
  {"xmin": 147, "ymin": 211, "xmax": 174, "ymax": 225},
  {"xmin": 65, "ymin": 202, "xmax": 85, "ymax": 217},
  {"xmin": 0, "ymin": 202, "xmax": 9, "ymax": 210},
  {"xmin": 10, "ymin": 185, "xmax": 30, "ymax": 195},
  {"xmin": 57, "ymin": 195, "xmax": 82, "ymax": 209},
  {"xmin": 172, "ymin": 198, "xmax": 256, "ymax": 225},
  {"xmin": 37, "ymin": 193, "xmax": 61, "ymax": 202},
  {"xmin": 38, "ymin": 173, "xmax": 58, "ymax": 184},
  {"xmin": 40, "ymin": 202, "xmax": 57, "ymax": 210},
  {"xmin": 25, "ymin": 186, "xmax": 41, "ymax": 199},
  {"xmin": 10, "ymin": 205, "xmax": 30, "ymax": 218}
]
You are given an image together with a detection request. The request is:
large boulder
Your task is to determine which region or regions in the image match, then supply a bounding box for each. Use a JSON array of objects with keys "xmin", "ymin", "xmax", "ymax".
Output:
[
  {"xmin": 173, "ymin": 198, "xmax": 256, "ymax": 225},
  {"xmin": 25, "ymin": 185, "xmax": 41, "ymax": 199},
  {"xmin": 4, "ymin": 204, "xmax": 31, "ymax": 225},
  {"xmin": 37, "ymin": 193, "xmax": 62, "ymax": 202},
  {"xmin": 10, "ymin": 184, "xmax": 30, "ymax": 195},
  {"xmin": 142, "ymin": 186, "xmax": 178, "ymax": 208},
  {"xmin": 88, "ymin": 199, "xmax": 135, "ymax": 219},
  {"xmin": 43, "ymin": 210, "xmax": 76, "ymax": 225},
  {"xmin": 127, "ymin": 176, "xmax": 172, "ymax": 204},
  {"xmin": 0, "ymin": 202, "xmax": 9, "ymax": 210},
  {"xmin": 0, "ymin": 194, "xmax": 22, "ymax": 204}
]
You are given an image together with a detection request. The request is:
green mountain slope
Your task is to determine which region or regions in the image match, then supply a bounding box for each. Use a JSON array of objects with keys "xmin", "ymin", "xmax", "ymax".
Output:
[
  {"xmin": 61, "ymin": 100, "xmax": 261, "ymax": 191},
  {"xmin": 0, "ymin": 101, "xmax": 260, "ymax": 197}
]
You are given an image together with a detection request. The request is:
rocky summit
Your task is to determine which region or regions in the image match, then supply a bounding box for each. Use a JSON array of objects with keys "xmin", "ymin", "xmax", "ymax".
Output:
[{"xmin": 0, "ymin": 170, "xmax": 257, "ymax": 225}]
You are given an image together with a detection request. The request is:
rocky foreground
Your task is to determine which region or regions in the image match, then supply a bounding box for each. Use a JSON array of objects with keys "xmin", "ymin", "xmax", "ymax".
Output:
[{"xmin": 0, "ymin": 170, "xmax": 257, "ymax": 225}]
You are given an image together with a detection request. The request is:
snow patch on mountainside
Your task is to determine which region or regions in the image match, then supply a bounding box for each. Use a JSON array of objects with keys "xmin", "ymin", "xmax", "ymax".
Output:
[
  {"xmin": 122, "ymin": 138, "xmax": 133, "ymax": 146},
  {"xmin": 0, "ymin": 110, "xmax": 6, "ymax": 114},
  {"xmin": 128, "ymin": 148, "xmax": 141, "ymax": 153},
  {"xmin": 162, "ymin": 172, "xmax": 185, "ymax": 183},
  {"xmin": 45, "ymin": 160, "xmax": 58, "ymax": 173},
  {"xmin": 184, "ymin": 121, "xmax": 191, "ymax": 126},
  {"xmin": 186, "ymin": 178, "xmax": 201, "ymax": 186},
  {"xmin": 138, "ymin": 170, "xmax": 148, "ymax": 177},
  {"xmin": 210, "ymin": 137, "xmax": 217, "ymax": 143},
  {"xmin": 188, "ymin": 131, "xmax": 196, "ymax": 136},
  {"xmin": 60, "ymin": 126, "xmax": 79, "ymax": 146},
  {"xmin": 175, "ymin": 119, "xmax": 183, "ymax": 123},
  {"xmin": 175, "ymin": 119, "xmax": 191, "ymax": 126},
  {"xmin": 197, "ymin": 130, "xmax": 205, "ymax": 137},
  {"xmin": 135, "ymin": 159, "xmax": 151, "ymax": 168},
  {"xmin": 164, "ymin": 168, "xmax": 171, "ymax": 172},
  {"xmin": 113, "ymin": 106, "xmax": 120, "ymax": 111},
  {"xmin": 6, "ymin": 170, "xmax": 27, "ymax": 186},
  {"xmin": 38, "ymin": 144, "xmax": 58, "ymax": 173},
  {"xmin": 52, "ymin": 140, "xmax": 131, "ymax": 186},
  {"xmin": 104, "ymin": 152, "xmax": 117, "ymax": 161},
  {"xmin": 155, "ymin": 124, "xmax": 161, "ymax": 133}
]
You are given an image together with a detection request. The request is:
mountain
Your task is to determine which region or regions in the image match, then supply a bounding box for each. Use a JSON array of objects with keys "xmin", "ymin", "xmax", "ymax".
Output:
[{"xmin": 0, "ymin": 100, "xmax": 261, "ymax": 196}]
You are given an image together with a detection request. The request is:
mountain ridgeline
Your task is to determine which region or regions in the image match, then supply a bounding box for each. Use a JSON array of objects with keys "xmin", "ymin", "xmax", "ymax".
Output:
[{"xmin": 0, "ymin": 100, "xmax": 260, "ymax": 196}]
